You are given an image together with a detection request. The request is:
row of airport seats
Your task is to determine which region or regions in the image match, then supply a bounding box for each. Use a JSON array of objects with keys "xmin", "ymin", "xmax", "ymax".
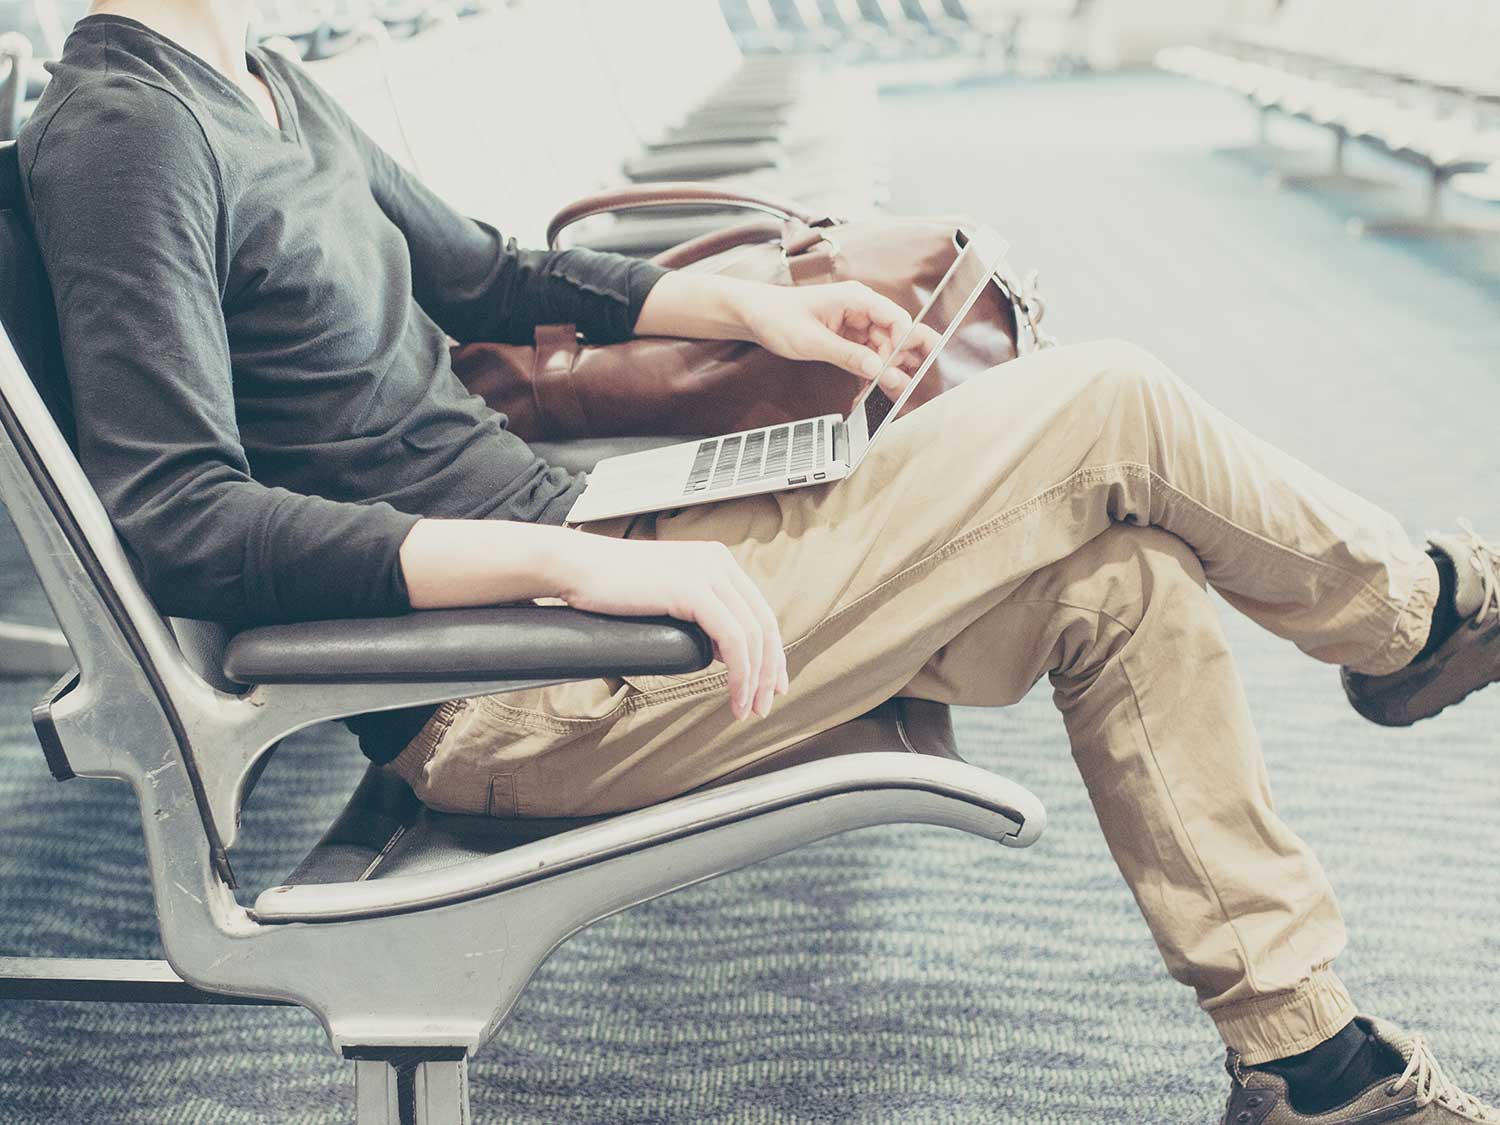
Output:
[
  {"xmin": 280, "ymin": 0, "xmax": 887, "ymax": 255},
  {"xmin": 0, "ymin": 0, "xmax": 886, "ymax": 252},
  {"xmin": 1157, "ymin": 0, "xmax": 1500, "ymax": 228},
  {"xmin": 720, "ymin": 0, "xmax": 1099, "ymax": 77},
  {"xmin": 257, "ymin": 0, "xmax": 497, "ymax": 59}
]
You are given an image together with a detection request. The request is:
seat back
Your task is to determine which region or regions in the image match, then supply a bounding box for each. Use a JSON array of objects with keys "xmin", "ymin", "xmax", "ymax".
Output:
[
  {"xmin": 830, "ymin": 0, "xmax": 870, "ymax": 31},
  {"xmin": 301, "ymin": 5, "xmax": 602, "ymax": 246},
  {"xmin": 0, "ymin": 140, "xmax": 73, "ymax": 446},
  {"xmin": 513, "ymin": 0, "xmax": 643, "ymax": 201},
  {"xmin": 0, "ymin": 133, "xmax": 480, "ymax": 878},
  {"xmin": 854, "ymin": 0, "xmax": 895, "ymax": 29},
  {"xmin": 0, "ymin": 147, "xmax": 241, "ymax": 695},
  {"xmin": 578, "ymin": 0, "xmax": 748, "ymax": 143},
  {"xmin": 788, "ymin": 0, "xmax": 833, "ymax": 34},
  {"xmin": 0, "ymin": 140, "xmax": 240, "ymax": 878},
  {"xmin": 1, "ymin": 34, "xmax": 32, "ymax": 142}
]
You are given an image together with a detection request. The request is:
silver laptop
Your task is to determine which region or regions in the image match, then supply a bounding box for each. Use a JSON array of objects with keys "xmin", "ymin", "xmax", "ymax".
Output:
[{"xmin": 565, "ymin": 227, "xmax": 1010, "ymax": 525}]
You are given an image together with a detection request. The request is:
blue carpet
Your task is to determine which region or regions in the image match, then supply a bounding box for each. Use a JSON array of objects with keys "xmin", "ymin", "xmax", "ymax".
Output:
[{"xmin": 0, "ymin": 69, "xmax": 1495, "ymax": 1123}]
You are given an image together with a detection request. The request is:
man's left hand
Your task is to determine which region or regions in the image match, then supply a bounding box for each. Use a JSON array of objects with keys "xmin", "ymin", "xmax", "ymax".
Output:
[{"xmin": 735, "ymin": 281, "xmax": 942, "ymax": 401}]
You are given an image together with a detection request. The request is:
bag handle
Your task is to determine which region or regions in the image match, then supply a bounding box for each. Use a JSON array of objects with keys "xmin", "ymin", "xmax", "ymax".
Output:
[
  {"xmin": 650, "ymin": 217, "xmax": 788, "ymax": 269},
  {"xmin": 545, "ymin": 181, "xmax": 827, "ymax": 251}
]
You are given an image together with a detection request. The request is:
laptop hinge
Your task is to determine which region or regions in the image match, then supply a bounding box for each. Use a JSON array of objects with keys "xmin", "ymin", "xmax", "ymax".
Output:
[{"xmin": 832, "ymin": 420, "xmax": 848, "ymax": 465}]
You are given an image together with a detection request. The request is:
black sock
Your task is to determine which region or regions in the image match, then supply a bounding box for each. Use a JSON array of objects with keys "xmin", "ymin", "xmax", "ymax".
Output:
[
  {"xmin": 1258, "ymin": 1019, "xmax": 1404, "ymax": 1115},
  {"xmin": 1415, "ymin": 548, "xmax": 1462, "ymax": 663}
]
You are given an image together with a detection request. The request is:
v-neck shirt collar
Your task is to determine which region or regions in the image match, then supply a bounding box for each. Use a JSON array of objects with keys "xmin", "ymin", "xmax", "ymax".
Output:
[{"xmin": 72, "ymin": 13, "xmax": 300, "ymax": 145}]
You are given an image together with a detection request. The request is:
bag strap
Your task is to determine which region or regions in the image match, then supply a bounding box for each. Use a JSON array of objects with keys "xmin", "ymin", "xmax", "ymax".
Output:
[
  {"xmin": 545, "ymin": 182, "xmax": 829, "ymax": 251},
  {"xmin": 652, "ymin": 218, "xmax": 786, "ymax": 269},
  {"xmin": 530, "ymin": 323, "xmax": 589, "ymax": 438}
]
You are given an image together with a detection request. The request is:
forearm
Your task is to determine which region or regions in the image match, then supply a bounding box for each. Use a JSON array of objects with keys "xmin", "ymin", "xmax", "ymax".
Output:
[
  {"xmin": 636, "ymin": 272, "xmax": 925, "ymax": 390},
  {"xmin": 347, "ymin": 114, "xmax": 665, "ymax": 345},
  {"xmin": 633, "ymin": 271, "xmax": 763, "ymax": 341},
  {"xmin": 399, "ymin": 518, "xmax": 584, "ymax": 609},
  {"xmin": 403, "ymin": 517, "xmax": 791, "ymax": 722}
]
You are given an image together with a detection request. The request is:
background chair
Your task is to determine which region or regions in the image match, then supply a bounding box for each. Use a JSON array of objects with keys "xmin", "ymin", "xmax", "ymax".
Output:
[
  {"xmin": 0, "ymin": 137, "xmax": 1045, "ymax": 1122},
  {"xmin": 286, "ymin": 0, "xmax": 884, "ymax": 258},
  {"xmin": 0, "ymin": 46, "xmax": 73, "ymax": 678},
  {"xmin": 1156, "ymin": 0, "xmax": 1500, "ymax": 234}
]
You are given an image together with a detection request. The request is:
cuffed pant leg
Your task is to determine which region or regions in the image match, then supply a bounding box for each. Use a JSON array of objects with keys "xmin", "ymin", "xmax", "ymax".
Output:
[{"xmin": 904, "ymin": 525, "xmax": 1355, "ymax": 1064}]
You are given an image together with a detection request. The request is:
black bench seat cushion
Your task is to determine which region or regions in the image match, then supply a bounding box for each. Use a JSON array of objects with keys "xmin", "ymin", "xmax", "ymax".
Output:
[{"xmin": 278, "ymin": 697, "xmax": 960, "ymax": 888}]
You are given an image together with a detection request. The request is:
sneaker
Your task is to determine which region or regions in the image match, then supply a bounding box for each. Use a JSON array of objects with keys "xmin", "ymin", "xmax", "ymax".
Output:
[
  {"xmin": 1222, "ymin": 1017, "xmax": 1500, "ymax": 1124},
  {"xmin": 1342, "ymin": 520, "xmax": 1500, "ymax": 726}
]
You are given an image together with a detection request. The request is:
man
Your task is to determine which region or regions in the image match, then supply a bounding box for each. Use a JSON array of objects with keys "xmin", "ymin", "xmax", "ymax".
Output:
[{"xmin": 18, "ymin": 2, "xmax": 1498, "ymax": 1121}]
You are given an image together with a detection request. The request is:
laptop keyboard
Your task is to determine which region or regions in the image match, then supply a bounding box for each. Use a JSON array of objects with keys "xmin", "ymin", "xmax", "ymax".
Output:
[{"xmin": 684, "ymin": 419, "xmax": 827, "ymax": 494}]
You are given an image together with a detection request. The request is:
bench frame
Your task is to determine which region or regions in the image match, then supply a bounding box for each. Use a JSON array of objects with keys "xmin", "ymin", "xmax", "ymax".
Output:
[{"xmin": 0, "ymin": 119, "xmax": 1046, "ymax": 1119}]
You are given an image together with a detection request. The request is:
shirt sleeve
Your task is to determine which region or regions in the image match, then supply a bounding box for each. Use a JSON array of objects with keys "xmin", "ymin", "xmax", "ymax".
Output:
[
  {"xmin": 295, "ymin": 63, "xmax": 667, "ymax": 347},
  {"xmin": 25, "ymin": 77, "xmax": 421, "ymax": 625}
]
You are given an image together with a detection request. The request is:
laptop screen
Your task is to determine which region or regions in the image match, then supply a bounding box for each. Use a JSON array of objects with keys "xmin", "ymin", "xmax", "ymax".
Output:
[{"xmin": 844, "ymin": 227, "xmax": 1011, "ymax": 467}]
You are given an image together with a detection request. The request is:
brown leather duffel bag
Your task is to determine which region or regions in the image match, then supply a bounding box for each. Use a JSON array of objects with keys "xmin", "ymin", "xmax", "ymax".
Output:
[{"xmin": 450, "ymin": 183, "xmax": 1054, "ymax": 442}]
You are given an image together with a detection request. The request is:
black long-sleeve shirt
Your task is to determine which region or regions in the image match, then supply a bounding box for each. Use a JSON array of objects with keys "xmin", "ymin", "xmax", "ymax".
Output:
[{"xmin": 20, "ymin": 15, "xmax": 666, "ymax": 760}]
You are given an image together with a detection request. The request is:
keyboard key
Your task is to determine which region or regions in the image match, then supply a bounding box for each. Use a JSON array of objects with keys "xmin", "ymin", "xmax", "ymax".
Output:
[
  {"xmin": 737, "ymin": 430, "xmax": 767, "ymax": 484},
  {"xmin": 763, "ymin": 425, "xmax": 789, "ymax": 478},
  {"xmin": 710, "ymin": 435, "xmax": 743, "ymax": 490},
  {"xmin": 790, "ymin": 421, "xmax": 815, "ymax": 471},
  {"xmin": 683, "ymin": 439, "xmax": 720, "ymax": 494}
]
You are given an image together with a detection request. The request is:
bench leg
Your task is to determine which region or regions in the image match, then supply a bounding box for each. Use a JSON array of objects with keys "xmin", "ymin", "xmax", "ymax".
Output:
[
  {"xmin": 1426, "ymin": 169, "xmax": 1445, "ymax": 223},
  {"xmin": 353, "ymin": 1051, "xmax": 471, "ymax": 1125},
  {"xmin": 1330, "ymin": 128, "xmax": 1348, "ymax": 177},
  {"xmin": 1346, "ymin": 169, "xmax": 1500, "ymax": 239}
]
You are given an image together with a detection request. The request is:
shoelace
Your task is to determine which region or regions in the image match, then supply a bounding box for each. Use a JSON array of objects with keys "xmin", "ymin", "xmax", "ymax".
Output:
[
  {"xmin": 1456, "ymin": 518, "xmax": 1500, "ymax": 625},
  {"xmin": 1390, "ymin": 1034, "xmax": 1500, "ymax": 1121}
]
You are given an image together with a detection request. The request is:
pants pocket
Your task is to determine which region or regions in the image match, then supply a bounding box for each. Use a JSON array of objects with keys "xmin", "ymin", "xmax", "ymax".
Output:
[
  {"xmin": 469, "ymin": 676, "xmax": 635, "ymax": 729},
  {"xmin": 621, "ymin": 663, "xmax": 726, "ymax": 697}
]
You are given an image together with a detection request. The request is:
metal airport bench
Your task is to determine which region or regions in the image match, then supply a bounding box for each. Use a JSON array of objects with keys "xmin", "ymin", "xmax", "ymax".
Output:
[
  {"xmin": 0, "ymin": 139, "xmax": 1045, "ymax": 1123},
  {"xmin": 1157, "ymin": 0, "xmax": 1500, "ymax": 233}
]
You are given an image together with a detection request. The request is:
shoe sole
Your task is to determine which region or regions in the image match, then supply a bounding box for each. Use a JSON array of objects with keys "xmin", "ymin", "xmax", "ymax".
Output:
[
  {"xmin": 1341, "ymin": 622, "xmax": 1500, "ymax": 727},
  {"xmin": 1342, "ymin": 669, "xmax": 1478, "ymax": 727}
]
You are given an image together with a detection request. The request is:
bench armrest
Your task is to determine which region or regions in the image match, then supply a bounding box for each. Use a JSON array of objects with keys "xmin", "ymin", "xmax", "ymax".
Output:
[{"xmin": 222, "ymin": 606, "xmax": 713, "ymax": 686}]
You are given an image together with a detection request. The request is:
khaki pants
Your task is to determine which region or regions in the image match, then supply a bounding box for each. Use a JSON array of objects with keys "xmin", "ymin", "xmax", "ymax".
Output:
[{"xmin": 389, "ymin": 339, "xmax": 1438, "ymax": 1065}]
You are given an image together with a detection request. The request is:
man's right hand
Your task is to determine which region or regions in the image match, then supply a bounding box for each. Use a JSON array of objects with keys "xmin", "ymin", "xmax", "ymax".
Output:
[
  {"xmin": 401, "ymin": 519, "xmax": 787, "ymax": 721},
  {"xmin": 556, "ymin": 535, "xmax": 788, "ymax": 721}
]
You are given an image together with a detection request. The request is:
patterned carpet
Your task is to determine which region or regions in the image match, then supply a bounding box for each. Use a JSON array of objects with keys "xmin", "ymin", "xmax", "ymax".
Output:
[{"xmin": 0, "ymin": 69, "xmax": 1496, "ymax": 1123}]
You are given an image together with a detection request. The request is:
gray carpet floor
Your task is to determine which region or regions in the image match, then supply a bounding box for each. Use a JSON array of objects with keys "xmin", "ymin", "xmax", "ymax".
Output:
[{"xmin": 0, "ymin": 69, "xmax": 1495, "ymax": 1123}]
